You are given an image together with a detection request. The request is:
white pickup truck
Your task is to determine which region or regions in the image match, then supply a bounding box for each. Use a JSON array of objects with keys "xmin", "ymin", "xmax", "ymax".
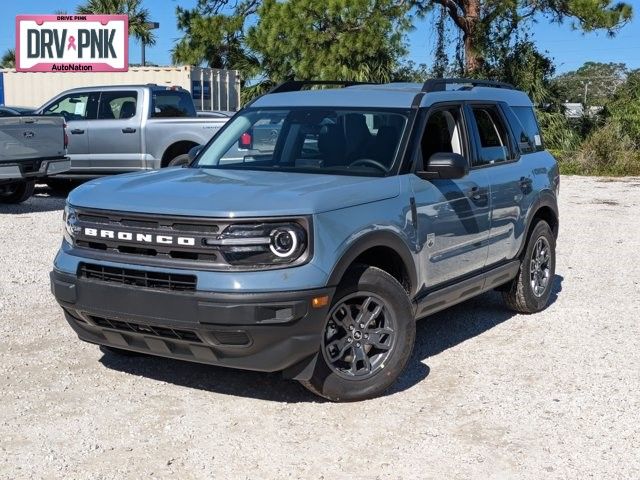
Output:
[
  {"xmin": 36, "ymin": 85, "xmax": 229, "ymax": 184},
  {"xmin": 0, "ymin": 114, "xmax": 69, "ymax": 203}
]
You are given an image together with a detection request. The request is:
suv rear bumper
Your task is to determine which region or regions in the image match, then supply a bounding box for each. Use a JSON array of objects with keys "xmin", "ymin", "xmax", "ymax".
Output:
[
  {"xmin": 0, "ymin": 157, "xmax": 69, "ymax": 182},
  {"xmin": 50, "ymin": 269, "xmax": 333, "ymax": 375}
]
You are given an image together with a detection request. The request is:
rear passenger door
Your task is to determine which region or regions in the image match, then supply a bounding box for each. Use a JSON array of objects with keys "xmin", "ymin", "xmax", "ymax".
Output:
[
  {"xmin": 411, "ymin": 104, "xmax": 492, "ymax": 288},
  {"xmin": 89, "ymin": 90, "xmax": 142, "ymax": 172},
  {"xmin": 466, "ymin": 102, "xmax": 532, "ymax": 266}
]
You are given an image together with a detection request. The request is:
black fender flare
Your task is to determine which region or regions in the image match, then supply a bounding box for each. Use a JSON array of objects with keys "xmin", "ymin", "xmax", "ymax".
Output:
[
  {"xmin": 516, "ymin": 190, "xmax": 559, "ymax": 258},
  {"xmin": 326, "ymin": 230, "xmax": 418, "ymax": 296}
]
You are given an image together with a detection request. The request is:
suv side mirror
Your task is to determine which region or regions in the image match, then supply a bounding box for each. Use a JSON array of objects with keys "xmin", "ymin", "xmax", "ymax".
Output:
[{"xmin": 417, "ymin": 152, "xmax": 468, "ymax": 180}]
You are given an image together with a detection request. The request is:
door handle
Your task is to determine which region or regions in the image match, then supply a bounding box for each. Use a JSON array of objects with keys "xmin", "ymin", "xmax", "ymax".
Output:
[
  {"xmin": 70, "ymin": 128, "xmax": 85, "ymax": 134},
  {"xmin": 467, "ymin": 186, "xmax": 487, "ymax": 201},
  {"xmin": 121, "ymin": 127, "xmax": 137, "ymax": 134}
]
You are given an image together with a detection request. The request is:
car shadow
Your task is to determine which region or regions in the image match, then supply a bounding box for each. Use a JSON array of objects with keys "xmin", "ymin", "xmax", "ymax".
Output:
[
  {"xmin": 100, "ymin": 274, "xmax": 564, "ymax": 403},
  {"xmin": 0, "ymin": 184, "xmax": 68, "ymax": 214}
]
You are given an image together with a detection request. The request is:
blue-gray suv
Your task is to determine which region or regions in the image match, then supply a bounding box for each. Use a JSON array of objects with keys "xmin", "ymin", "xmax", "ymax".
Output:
[{"xmin": 51, "ymin": 79, "xmax": 560, "ymax": 401}]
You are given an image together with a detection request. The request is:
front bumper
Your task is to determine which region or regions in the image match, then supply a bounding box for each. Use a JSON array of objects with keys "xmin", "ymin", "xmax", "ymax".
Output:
[
  {"xmin": 0, "ymin": 157, "xmax": 70, "ymax": 181},
  {"xmin": 50, "ymin": 269, "xmax": 333, "ymax": 375}
]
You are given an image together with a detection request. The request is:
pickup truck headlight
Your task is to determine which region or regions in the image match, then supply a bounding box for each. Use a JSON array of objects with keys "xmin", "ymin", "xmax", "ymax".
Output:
[
  {"xmin": 207, "ymin": 221, "xmax": 309, "ymax": 267},
  {"xmin": 63, "ymin": 205, "xmax": 80, "ymax": 243}
]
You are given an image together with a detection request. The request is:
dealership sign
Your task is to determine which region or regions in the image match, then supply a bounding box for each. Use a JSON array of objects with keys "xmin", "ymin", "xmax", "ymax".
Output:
[{"xmin": 15, "ymin": 15, "xmax": 128, "ymax": 72}]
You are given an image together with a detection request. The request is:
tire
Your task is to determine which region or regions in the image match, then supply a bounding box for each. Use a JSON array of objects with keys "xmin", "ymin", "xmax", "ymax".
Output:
[
  {"xmin": 502, "ymin": 220, "xmax": 556, "ymax": 313},
  {"xmin": 99, "ymin": 345, "xmax": 147, "ymax": 357},
  {"xmin": 300, "ymin": 265, "xmax": 415, "ymax": 401},
  {"xmin": 0, "ymin": 180, "xmax": 35, "ymax": 204},
  {"xmin": 167, "ymin": 154, "xmax": 192, "ymax": 167}
]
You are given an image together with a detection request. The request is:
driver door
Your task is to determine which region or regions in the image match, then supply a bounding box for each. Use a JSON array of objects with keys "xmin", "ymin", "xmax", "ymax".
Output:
[{"xmin": 41, "ymin": 91, "xmax": 99, "ymax": 171}]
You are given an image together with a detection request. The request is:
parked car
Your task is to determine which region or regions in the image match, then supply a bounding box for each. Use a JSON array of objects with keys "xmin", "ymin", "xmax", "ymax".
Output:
[
  {"xmin": 50, "ymin": 79, "xmax": 559, "ymax": 401},
  {"xmin": 35, "ymin": 85, "xmax": 229, "ymax": 186},
  {"xmin": 0, "ymin": 115, "xmax": 68, "ymax": 203}
]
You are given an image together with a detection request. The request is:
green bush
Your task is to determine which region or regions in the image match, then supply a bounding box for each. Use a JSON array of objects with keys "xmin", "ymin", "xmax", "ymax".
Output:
[{"xmin": 572, "ymin": 121, "xmax": 640, "ymax": 176}]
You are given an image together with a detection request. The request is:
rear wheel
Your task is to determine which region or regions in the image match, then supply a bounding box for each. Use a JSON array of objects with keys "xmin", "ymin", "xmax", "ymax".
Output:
[
  {"xmin": 0, "ymin": 180, "xmax": 35, "ymax": 204},
  {"xmin": 301, "ymin": 265, "xmax": 415, "ymax": 401},
  {"xmin": 502, "ymin": 220, "xmax": 556, "ymax": 313}
]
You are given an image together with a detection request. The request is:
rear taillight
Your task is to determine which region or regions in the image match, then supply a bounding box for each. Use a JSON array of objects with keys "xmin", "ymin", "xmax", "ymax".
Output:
[
  {"xmin": 63, "ymin": 123, "xmax": 69, "ymax": 149},
  {"xmin": 239, "ymin": 131, "xmax": 252, "ymax": 149}
]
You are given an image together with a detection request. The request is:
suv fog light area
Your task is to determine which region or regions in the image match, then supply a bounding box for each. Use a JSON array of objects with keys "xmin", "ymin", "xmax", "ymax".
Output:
[{"xmin": 206, "ymin": 222, "xmax": 308, "ymax": 266}]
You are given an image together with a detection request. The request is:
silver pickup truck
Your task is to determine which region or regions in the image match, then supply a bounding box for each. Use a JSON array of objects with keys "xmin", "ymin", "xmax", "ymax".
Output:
[
  {"xmin": 0, "ymin": 115, "xmax": 69, "ymax": 203},
  {"xmin": 36, "ymin": 85, "xmax": 229, "ymax": 180}
]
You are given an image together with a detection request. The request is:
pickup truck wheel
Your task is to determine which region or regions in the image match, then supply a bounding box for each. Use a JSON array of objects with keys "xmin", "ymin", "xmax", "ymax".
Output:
[
  {"xmin": 502, "ymin": 220, "xmax": 556, "ymax": 313},
  {"xmin": 167, "ymin": 154, "xmax": 191, "ymax": 167},
  {"xmin": 301, "ymin": 265, "xmax": 415, "ymax": 401},
  {"xmin": 0, "ymin": 180, "xmax": 35, "ymax": 204}
]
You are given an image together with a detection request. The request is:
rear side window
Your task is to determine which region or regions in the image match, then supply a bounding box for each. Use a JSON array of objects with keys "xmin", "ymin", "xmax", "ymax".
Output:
[
  {"xmin": 151, "ymin": 90, "xmax": 196, "ymax": 118},
  {"xmin": 512, "ymin": 106, "xmax": 543, "ymax": 151},
  {"xmin": 97, "ymin": 91, "xmax": 138, "ymax": 120},
  {"xmin": 470, "ymin": 106, "xmax": 512, "ymax": 166}
]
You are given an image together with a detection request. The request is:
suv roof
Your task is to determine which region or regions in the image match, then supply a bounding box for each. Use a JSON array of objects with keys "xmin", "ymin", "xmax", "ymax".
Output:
[{"xmin": 252, "ymin": 80, "xmax": 533, "ymax": 110}]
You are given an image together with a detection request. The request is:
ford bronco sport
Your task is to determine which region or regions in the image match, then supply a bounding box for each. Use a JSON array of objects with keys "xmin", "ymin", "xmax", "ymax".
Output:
[{"xmin": 50, "ymin": 79, "xmax": 559, "ymax": 401}]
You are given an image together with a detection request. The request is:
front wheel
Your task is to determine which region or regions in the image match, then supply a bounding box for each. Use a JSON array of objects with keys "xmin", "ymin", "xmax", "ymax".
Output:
[
  {"xmin": 0, "ymin": 180, "xmax": 35, "ymax": 204},
  {"xmin": 301, "ymin": 265, "xmax": 415, "ymax": 401},
  {"xmin": 502, "ymin": 220, "xmax": 556, "ymax": 313},
  {"xmin": 167, "ymin": 154, "xmax": 191, "ymax": 167}
]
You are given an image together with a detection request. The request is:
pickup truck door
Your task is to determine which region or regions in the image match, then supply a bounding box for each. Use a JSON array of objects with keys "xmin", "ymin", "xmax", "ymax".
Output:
[
  {"xmin": 411, "ymin": 104, "xmax": 491, "ymax": 289},
  {"xmin": 89, "ymin": 90, "xmax": 142, "ymax": 172},
  {"xmin": 41, "ymin": 91, "xmax": 98, "ymax": 171}
]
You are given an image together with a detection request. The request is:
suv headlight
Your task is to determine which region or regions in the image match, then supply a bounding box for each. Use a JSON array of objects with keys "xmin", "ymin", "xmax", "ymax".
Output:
[
  {"xmin": 63, "ymin": 205, "xmax": 80, "ymax": 243},
  {"xmin": 206, "ymin": 220, "xmax": 310, "ymax": 267}
]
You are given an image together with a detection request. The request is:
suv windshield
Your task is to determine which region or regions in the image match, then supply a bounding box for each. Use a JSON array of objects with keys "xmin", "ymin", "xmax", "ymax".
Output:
[{"xmin": 195, "ymin": 108, "xmax": 409, "ymax": 176}]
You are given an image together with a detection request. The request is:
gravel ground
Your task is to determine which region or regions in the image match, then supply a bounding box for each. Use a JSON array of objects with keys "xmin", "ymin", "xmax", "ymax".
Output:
[{"xmin": 1, "ymin": 176, "xmax": 639, "ymax": 479}]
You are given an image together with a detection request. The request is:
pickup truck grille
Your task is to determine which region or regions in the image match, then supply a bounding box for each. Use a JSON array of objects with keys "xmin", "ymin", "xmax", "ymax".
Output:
[
  {"xmin": 73, "ymin": 208, "xmax": 232, "ymax": 267},
  {"xmin": 79, "ymin": 263, "xmax": 197, "ymax": 291}
]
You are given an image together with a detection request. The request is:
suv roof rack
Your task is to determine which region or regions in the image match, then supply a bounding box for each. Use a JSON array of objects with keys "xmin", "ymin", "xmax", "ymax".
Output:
[
  {"xmin": 422, "ymin": 78, "xmax": 515, "ymax": 93},
  {"xmin": 269, "ymin": 80, "xmax": 376, "ymax": 94}
]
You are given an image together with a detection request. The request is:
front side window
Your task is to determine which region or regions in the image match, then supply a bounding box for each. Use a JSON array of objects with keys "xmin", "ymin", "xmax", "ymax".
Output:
[
  {"xmin": 471, "ymin": 106, "xmax": 511, "ymax": 166},
  {"xmin": 421, "ymin": 107, "xmax": 465, "ymax": 162},
  {"xmin": 196, "ymin": 108, "xmax": 409, "ymax": 177},
  {"xmin": 42, "ymin": 92, "xmax": 97, "ymax": 121},
  {"xmin": 97, "ymin": 91, "xmax": 138, "ymax": 120}
]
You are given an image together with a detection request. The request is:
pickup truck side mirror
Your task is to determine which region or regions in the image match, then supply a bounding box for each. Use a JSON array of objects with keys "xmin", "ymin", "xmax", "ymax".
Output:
[
  {"xmin": 416, "ymin": 152, "xmax": 468, "ymax": 180},
  {"xmin": 188, "ymin": 145, "xmax": 203, "ymax": 161}
]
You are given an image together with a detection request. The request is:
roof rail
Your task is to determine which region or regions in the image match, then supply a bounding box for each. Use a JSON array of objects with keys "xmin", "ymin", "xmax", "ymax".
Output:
[
  {"xmin": 269, "ymin": 80, "xmax": 375, "ymax": 94},
  {"xmin": 422, "ymin": 78, "xmax": 515, "ymax": 93}
]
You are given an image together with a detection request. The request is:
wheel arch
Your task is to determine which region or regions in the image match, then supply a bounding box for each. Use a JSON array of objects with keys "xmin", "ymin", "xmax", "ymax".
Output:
[
  {"xmin": 518, "ymin": 190, "xmax": 559, "ymax": 258},
  {"xmin": 161, "ymin": 140, "xmax": 200, "ymax": 168},
  {"xmin": 327, "ymin": 230, "xmax": 418, "ymax": 297}
]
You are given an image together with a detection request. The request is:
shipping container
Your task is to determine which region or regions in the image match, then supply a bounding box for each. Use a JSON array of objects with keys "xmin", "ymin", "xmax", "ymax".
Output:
[{"xmin": 0, "ymin": 66, "xmax": 241, "ymax": 111}]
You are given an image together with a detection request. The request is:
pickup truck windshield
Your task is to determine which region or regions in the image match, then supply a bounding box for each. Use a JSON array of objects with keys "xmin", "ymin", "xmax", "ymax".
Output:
[{"xmin": 195, "ymin": 108, "xmax": 409, "ymax": 176}]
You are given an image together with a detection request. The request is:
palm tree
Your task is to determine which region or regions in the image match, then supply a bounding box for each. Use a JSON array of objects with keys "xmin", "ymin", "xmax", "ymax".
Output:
[
  {"xmin": 76, "ymin": 0, "xmax": 156, "ymax": 45},
  {"xmin": 1, "ymin": 49, "xmax": 15, "ymax": 68}
]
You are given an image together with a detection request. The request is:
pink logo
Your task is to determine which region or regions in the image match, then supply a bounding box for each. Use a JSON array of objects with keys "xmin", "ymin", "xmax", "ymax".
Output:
[{"xmin": 67, "ymin": 35, "xmax": 77, "ymax": 50}]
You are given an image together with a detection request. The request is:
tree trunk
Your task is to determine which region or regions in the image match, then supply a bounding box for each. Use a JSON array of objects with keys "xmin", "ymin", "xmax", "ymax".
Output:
[{"xmin": 462, "ymin": 0, "xmax": 482, "ymax": 73}]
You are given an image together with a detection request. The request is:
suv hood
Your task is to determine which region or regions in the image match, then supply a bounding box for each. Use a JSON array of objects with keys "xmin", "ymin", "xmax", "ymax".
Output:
[{"xmin": 68, "ymin": 167, "xmax": 401, "ymax": 217}]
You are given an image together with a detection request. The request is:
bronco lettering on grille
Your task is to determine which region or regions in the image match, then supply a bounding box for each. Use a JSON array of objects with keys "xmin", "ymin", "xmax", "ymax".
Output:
[{"xmin": 83, "ymin": 228, "xmax": 196, "ymax": 246}]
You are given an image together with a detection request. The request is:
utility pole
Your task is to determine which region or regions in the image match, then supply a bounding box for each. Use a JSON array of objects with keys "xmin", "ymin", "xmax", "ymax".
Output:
[{"xmin": 141, "ymin": 22, "xmax": 160, "ymax": 66}]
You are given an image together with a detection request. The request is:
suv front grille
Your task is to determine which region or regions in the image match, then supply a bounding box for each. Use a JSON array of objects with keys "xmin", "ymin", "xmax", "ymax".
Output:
[
  {"xmin": 90, "ymin": 316, "xmax": 202, "ymax": 343},
  {"xmin": 79, "ymin": 263, "xmax": 197, "ymax": 291},
  {"xmin": 72, "ymin": 208, "xmax": 230, "ymax": 266}
]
